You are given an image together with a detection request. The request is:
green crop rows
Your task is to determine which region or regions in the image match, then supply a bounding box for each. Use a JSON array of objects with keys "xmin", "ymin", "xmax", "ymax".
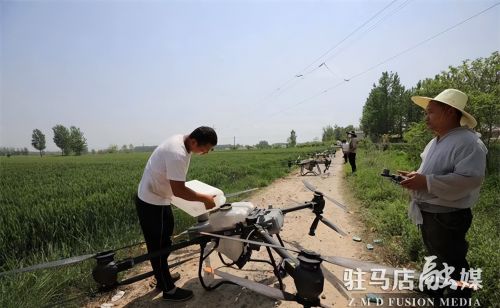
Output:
[{"xmin": 0, "ymin": 147, "xmax": 319, "ymax": 307}]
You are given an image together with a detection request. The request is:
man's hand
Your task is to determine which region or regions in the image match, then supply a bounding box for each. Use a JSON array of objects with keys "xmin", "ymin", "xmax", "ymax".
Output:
[
  {"xmin": 397, "ymin": 170, "xmax": 417, "ymax": 177},
  {"xmin": 170, "ymin": 180, "xmax": 217, "ymax": 209},
  {"xmin": 202, "ymin": 195, "xmax": 216, "ymax": 210},
  {"xmin": 400, "ymin": 173, "xmax": 427, "ymax": 191}
]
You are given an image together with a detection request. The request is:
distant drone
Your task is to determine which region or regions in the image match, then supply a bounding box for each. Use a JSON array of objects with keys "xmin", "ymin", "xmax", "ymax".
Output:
[{"xmin": 288, "ymin": 151, "xmax": 334, "ymax": 176}]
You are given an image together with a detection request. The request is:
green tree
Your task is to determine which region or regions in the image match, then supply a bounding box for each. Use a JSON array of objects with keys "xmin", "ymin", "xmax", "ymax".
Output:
[
  {"xmin": 69, "ymin": 126, "xmax": 87, "ymax": 155},
  {"xmin": 31, "ymin": 129, "xmax": 46, "ymax": 157},
  {"xmin": 332, "ymin": 125, "xmax": 343, "ymax": 141},
  {"xmin": 403, "ymin": 122, "xmax": 433, "ymax": 165},
  {"xmin": 322, "ymin": 125, "xmax": 335, "ymax": 143},
  {"xmin": 287, "ymin": 130, "xmax": 297, "ymax": 147},
  {"xmin": 107, "ymin": 144, "xmax": 119, "ymax": 153},
  {"xmin": 256, "ymin": 140, "xmax": 270, "ymax": 149},
  {"xmin": 52, "ymin": 124, "xmax": 71, "ymax": 155},
  {"xmin": 361, "ymin": 72, "xmax": 409, "ymax": 141}
]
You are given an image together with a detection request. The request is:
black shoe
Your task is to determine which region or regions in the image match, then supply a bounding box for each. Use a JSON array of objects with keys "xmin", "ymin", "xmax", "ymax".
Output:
[
  {"xmin": 153, "ymin": 272, "xmax": 181, "ymax": 290},
  {"xmin": 171, "ymin": 272, "xmax": 181, "ymax": 282},
  {"xmin": 163, "ymin": 287, "xmax": 194, "ymax": 302}
]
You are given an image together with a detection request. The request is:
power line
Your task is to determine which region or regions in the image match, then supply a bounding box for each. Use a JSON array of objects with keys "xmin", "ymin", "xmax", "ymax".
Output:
[
  {"xmin": 241, "ymin": 0, "xmax": 401, "ymax": 129},
  {"xmin": 322, "ymin": 0, "xmax": 414, "ymax": 64},
  {"xmin": 262, "ymin": 0, "xmax": 399, "ymax": 99},
  {"xmin": 348, "ymin": 2, "xmax": 500, "ymax": 80},
  {"xmin": 229, "ymin": 2, "xmax": 499, "ymax": 139},
  {"xmin": 263, "ymin": 2, "xmax": 500, "ymax": 120}
]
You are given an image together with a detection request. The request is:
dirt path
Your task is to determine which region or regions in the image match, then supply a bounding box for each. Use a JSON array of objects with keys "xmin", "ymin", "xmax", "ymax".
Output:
[{"xmin": 87, "ymin": 151, "xmax": 399, "ymax": 308}]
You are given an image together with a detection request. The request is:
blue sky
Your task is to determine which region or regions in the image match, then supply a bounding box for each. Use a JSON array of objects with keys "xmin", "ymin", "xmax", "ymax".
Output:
[{"xmin": 1, "ymin": 0, "xmax": 499, "ymax": 151}]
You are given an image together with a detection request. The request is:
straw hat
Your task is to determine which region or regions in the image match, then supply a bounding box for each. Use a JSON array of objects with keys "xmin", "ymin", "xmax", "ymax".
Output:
[{"xmin": 411, "ymin": 89, "xmax": 477, "ymax": 128}]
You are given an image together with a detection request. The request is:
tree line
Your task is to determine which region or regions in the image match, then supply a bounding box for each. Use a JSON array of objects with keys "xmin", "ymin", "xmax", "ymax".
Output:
[
  {"xmin": 30, "ymin": 125, "xmax": 88, "ymax": 157},
  {"xmin": 360, "ymin": 51, "xmax": 499, "ymax": 171},
  {"xmin": 360, "ymin": 51, "xmax": 499, "ymax": 145},
  {"xmin": 0, "ymin": 147, "xmax": 30, "ymax": 157}
]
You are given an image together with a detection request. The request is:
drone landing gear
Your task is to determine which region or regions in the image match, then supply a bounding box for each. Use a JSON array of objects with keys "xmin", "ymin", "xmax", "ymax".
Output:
[
  {"xmin": 300, "ymin": 162, "xmax": 321, "ymax": 176},
  {"xmin": 198, "ymin": 242, "xmax": 231, "ymax": 291},
  {"xmin": 199, "ymin": 234, "xmax": 288, "ymax": 292},
  {"xmin": 323, "ymin": 159, "xmax": 331, "ymax": 173}
]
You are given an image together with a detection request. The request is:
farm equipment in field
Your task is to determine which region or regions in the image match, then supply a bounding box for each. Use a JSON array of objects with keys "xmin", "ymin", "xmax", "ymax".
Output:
[
  {"xmin": 298, "ymin": 158, "xmax": 323, "ymax": 176},
  {"xmin": 288, "ymin": 151, "xmax": 334, "ymax": 176}
]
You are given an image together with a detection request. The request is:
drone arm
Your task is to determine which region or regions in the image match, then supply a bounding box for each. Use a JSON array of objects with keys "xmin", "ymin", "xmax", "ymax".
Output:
[
  {"xmin": 281, "ymin": 202, "xmax": 314, "ymax": 214},
  {"xmin": 256, "ymin": 228, "xmax": 295, "ymax": 261},
  {"xmin": 129, "ymin": 236, "xmax": 207, "ymax": 269}
]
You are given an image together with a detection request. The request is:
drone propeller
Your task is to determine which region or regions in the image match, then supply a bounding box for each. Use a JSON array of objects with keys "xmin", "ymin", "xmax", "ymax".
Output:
[
  {"xmin": 0, "ymin": 253, "xmax": 97, "ymax": 277},
  {"xmin": 302, "ymin": 179, "xmax": 317, "ymax": 193},
  {"xmin": 214, "ymin": 269, "xmax": 296, "ymax": 301},
  {"xmin": 0, "ymin": 235, "xmax": 190, "ymax": 277},
  {"xmin": 318, "ymin": 216, "xmax": 347, "ymax": 237},
  {"xmin": 215, "ymin": 269, "xmax": 332, "ymax": 308},
  {"xmin": 320, "ymin": 264, "xmax": 351, "ymax": 301},
  {"xmin": 302, "ymin": 180, "xmax": 347, "ymax": 211},
  {"xmin": 320, "ymin": 255, "xmax": 401, "ymax": 277},
  {"xmin": 225, "ymin": 188, "xmax": 259, "ymax": 199}
]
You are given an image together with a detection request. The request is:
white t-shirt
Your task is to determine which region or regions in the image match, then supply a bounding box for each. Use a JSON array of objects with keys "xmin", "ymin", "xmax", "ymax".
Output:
[
  {"xmin": 137, "ymin": 134, "xmax": 191, "ymax": 205},
  {"xmin": 341, "ymin": 143, "xmax": 349, "ymax": 152}
]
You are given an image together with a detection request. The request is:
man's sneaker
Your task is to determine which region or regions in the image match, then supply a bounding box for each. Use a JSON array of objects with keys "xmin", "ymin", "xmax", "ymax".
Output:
[
  {"xmin": 163, "ymin": 287, "xmax": 194, "ymax": 302},
  {"xmin": 152, "ymin": 272, "xmax": 181, "ymax": 290},
  {"xmin": 169, "ymin": 272, "xmax": 181, "ymax": 282}
]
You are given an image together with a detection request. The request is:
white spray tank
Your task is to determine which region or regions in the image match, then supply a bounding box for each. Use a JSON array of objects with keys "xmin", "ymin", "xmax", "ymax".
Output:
[{"xmin": 210, "ymin": 202, "xmax": 255, "ymax": 261}]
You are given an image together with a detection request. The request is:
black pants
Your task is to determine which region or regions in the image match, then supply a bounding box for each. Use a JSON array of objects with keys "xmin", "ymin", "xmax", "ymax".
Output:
[
  {"xmin": 348, "ymin": 152, "xmax": 356, "ymax": 172},
  {"xmin": 135, "ymin": 195, "xmax": 176, "ymax": 291},
  {"xmin": 420, "ymin": 209, "xmax": 473, "ymax": 307},
  {"xmin": 343, "ymin": 152, "xmax": 348, "ymax": 163}
]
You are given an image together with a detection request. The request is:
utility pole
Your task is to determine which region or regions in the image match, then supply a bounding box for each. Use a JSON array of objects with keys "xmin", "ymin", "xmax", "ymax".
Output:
[{"xmin": 233, "ymin": 136, "xmax": 236, "ymax": 149}]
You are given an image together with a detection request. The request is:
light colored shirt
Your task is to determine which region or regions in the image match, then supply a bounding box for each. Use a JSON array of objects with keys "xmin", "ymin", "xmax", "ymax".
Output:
[
  {"xmin": 408, "ymin": 127, "xmax": 487, "ymax": 224},
  {"xmin": 138, "ymin": 134, "xmax": 191, "ymax": 205},
  {"xmin": 341, "ymin": 143, "xmax": 350, "ymax": 153}
]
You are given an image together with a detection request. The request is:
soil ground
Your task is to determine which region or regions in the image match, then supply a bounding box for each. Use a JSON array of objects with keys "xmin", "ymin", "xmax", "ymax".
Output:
[{"xmin": 87, "ymin": 151, "xmax": 426, "ymax": 308}]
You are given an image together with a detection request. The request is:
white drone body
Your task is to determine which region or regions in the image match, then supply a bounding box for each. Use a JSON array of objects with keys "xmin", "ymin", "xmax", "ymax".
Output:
[{"xmin": 171, "ymin": 180, "xmax": 286, "ymax": 262}]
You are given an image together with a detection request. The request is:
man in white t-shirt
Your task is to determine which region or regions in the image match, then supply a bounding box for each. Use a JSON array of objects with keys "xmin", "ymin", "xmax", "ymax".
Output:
[
  {"xmin": 341, "ymin": 139, "xmax": 349, "ymax": 164},
  {"xmin": 136, "ymin": 126, "xmax": 217, "ymax": 302}
]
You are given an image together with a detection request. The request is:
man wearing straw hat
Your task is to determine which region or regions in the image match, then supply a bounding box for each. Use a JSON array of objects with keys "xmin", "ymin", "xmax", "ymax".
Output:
[{"xmin": 398, "ymin": 89, "xmax": 487, "ymax": 306}]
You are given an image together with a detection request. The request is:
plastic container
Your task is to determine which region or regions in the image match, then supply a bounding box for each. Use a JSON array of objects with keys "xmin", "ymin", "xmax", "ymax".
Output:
[{"xmin": 171, "ymin": 180, "xmax": 226, "ymax": 217}]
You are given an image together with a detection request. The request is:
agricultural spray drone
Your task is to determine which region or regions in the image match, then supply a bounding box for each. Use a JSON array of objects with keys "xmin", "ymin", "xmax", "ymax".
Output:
[
  {"xmin": 288, "ymin": 151, "xmax": 334, "ymax": 176},
  {"xmin": 0, "ymin": 180, "xmax": 423, "ymax": 308}
]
